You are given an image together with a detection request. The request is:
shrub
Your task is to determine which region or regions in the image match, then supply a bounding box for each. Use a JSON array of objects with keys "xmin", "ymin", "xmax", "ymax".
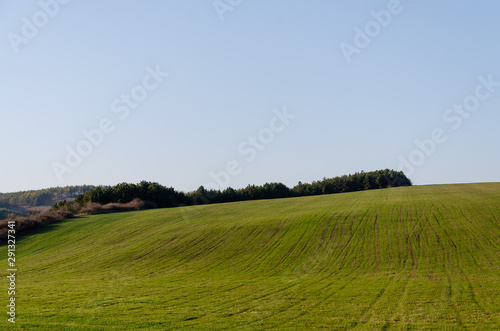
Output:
[
  {"xmin": 80, "ymin": 202, "xmax": 104, "ymax": 215},
  {"xmin": 0, "ymin": 210, "xmax": 74, "ymax": 242}
]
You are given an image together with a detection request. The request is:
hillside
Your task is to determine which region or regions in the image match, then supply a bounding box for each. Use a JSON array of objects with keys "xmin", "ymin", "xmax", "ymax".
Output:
[{"xmin": 2, "ymin": 183, "xmax": 500, "ymax": 329}]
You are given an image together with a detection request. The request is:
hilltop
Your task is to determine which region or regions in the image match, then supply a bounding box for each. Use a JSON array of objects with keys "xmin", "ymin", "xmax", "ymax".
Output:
[{"xmin": 2, "ymin": 183, "xmax": 500, "ymax": 329}]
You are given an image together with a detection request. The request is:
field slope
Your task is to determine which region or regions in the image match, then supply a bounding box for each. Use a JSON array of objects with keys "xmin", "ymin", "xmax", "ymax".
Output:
[{"xmin": 2, "ymin": 183, "xmax": 500, "ymax": 330}]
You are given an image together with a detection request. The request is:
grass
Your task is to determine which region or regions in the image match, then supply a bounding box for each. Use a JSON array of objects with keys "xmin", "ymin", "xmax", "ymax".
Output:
[{"xmin": 2, "ymin": 183, "xmax": 500, "ymax": 330}]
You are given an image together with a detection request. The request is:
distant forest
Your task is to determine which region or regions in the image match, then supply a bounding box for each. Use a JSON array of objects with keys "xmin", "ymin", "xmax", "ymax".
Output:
[
  {"xmin": 54, "ymin": 169, "xmax": 411, "ymax": 211},
  {"xmin": 0, "ymin": 185, "xmax": 96, "ymax": 207},
  {"xmin": 0, "ymin": 185, "xmax": 96, "ymax": 220}
]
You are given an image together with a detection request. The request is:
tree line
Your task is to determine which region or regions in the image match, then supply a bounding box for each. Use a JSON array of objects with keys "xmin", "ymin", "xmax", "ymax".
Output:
[
  {"xmin": 55, "ymin": 169, "xmax": 411, "ymax": 211},
  {"xmin": 0, "ymin": 185, "xmax": 96, "ymax": 207}
]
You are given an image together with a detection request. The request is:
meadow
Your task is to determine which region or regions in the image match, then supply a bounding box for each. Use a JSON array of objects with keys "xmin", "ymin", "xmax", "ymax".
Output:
[{"xmin": 2, "ymin": 183, "xmax": 500, "ymax": 330}]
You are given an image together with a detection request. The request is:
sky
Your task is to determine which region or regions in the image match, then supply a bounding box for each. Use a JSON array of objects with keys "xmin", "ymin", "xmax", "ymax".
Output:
[{"xmin": 1, "ymin": 0, "xmax": 499, "ymax": 193}]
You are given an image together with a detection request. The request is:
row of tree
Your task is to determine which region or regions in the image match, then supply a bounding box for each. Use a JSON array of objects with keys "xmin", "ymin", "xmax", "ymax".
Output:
[
  {"xmin": 74, "ymin": 182, "xmax": 186, "ymax": 207},
  {"xmin": 293, "ymin": 169, "xmax": 411, "ymax": 196},
  {"xmin": 57, "ymin": 170, "xmax": 411, "ymax": 211}
]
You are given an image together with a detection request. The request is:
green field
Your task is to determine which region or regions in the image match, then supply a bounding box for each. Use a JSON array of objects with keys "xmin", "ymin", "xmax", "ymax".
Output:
[{"xmin": 2, "ymin": 183, "xmax": 500, "ymax": 330}]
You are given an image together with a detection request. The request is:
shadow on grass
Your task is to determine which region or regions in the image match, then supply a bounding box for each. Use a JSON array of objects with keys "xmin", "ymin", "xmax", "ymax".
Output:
[{"xmin": 0, "ymin": 216, "xmax": 84, "ymax": 246}]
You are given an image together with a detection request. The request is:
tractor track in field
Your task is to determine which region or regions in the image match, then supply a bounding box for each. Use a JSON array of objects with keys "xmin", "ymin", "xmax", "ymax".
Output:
[
  {"xmin": 351, "ymin": 277, "xmax": 393, "ymax": 329},
  {"xmin": 170, "ymin": 228, "xmax": 237, "ymax": 267},
  {"xmin": 215, "ymin": 282, "xmax": 301, "ymax": 316},
  {"xmin": 271, "ymin": 224, "xmax": 312, "ymax": 271},
  {"xmin": 195, "ymin": 224, "xmax": 278, "ymax": 272},
  {"xmin": 317, "ymin": 213, "xmax": 339, "ymax": 257},
  {"xmin": 425, "ymin": 201, "xmax": 489, "ymax": 324},
  {"xmin": 279, "ymin": 276, "xmax": 360, "ymax": 327},
  {"xmin": 273, "ymin": 238, "xmax": 366, "ymax": 324},
  {"xmin": 439, "ymin": 202, "xmax": 496, "ymax": 277},
  {"xmin": 395, "ymin": 204, "xmax": 407, "ymax": 271},
  {"xmin": 432, "ymin": 208, "xmax": 489, "ymax": 300},
  {"xmin": 402, "ymin": 209, "xmax": 416, "ymax": 278},
  {"xmin": 372, "ymin": 214, "xmax": 380, "ymax": 275},
  {"xmin": 443, "ymin": 274, "xmax": 466, "ymax": 329},
  {"xmin": 432, "ymin": 207, "xmax": 491, "ymax": 317},
  {"xmin": 194, "ymin": 278, "xmax": 292, "ymax": 315},
  {"xmin": 385, "ymin": 276, "xmax": 412, "ymax": 328},
  {"xmin": 385, "ymin": 205, "xmax": 397, "ymax": 262},
  {"xmin": 468, "ymin": 200, "xmax": 499, "ymax": 229},
  {"xmin": 134, "ymin": 233, "xmax": 182, "ymax": 260},
  {"xmin": 413, "ymin": 206, "xmax": 433, "ymax": 281},
  {"xmin": 167, "ymin": 230, "xmax": 213, "ymax": 258},
  {"xmin": 416, "ymin": 206, "xmax": 430, "ymax": 280},
  {"xmin": 424, "ymin": 212, "xmax": 449, "ymax": 271},
  {"xmin": 432, "ymin": 211, "xmax": 461, "ymax": 259},
  {"xmin": 229, "ymin": 225, "xmax": 285, "ymax": 263},
  {"xmin": 240, "ymin": 223, "xmax": 294, "ymax": 273},
  {"xmin": 290, "ymin": 208, "xmax": 360, "ymax": 278},
  {"xmin": 334, "ymin": 209, "xmax": 371, "ymax": 272},
  {"xmin": 268, "ymin": 210, "xmax": 367, "ymax": 319},
  {"xmin": 461, "ymin": 202, "xmax": 500, "ymax": 254},
  {"xmin": 295, "ymin": 208, "xmax": 390, "ymax": 327}
]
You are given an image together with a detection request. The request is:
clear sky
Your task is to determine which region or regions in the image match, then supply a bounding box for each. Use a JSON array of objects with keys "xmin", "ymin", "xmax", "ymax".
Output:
[{"xmin": 1, "ymin": 0, "xmax": 499, "ymax": 193}]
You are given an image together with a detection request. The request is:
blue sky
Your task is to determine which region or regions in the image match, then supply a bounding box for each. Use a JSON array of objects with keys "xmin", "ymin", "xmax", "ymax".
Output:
[{"xmin": 1, "ymin": 0, "xmax": 499, "ymax": 193}]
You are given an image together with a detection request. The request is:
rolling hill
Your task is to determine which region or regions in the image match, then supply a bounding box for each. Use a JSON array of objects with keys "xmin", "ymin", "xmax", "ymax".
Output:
[{"xmin": 2, "ymin": 183, "xmax": 500, "ymax": 330}]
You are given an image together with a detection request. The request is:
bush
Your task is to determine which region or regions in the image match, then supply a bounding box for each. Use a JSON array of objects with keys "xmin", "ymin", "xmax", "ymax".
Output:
[
  {"xmin": 38, "ymin": 211, "xmax": 73, "ymax": 224},
  {"xmin": 79, "ymin": 202, "xmax": 103, "ymax": 215},
  {"xmin": 79, "ymin": 199, "xmax": 155, "ymax": 215},
  {"xmin": 0, "ymin": 210, "xmax": 73, "ymax": 242}
]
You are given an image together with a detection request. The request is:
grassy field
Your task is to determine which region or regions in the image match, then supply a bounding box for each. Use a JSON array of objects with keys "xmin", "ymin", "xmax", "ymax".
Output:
[{"xmin": 2, "ymin": 183, "xmax": 500, "ymax": 330}]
